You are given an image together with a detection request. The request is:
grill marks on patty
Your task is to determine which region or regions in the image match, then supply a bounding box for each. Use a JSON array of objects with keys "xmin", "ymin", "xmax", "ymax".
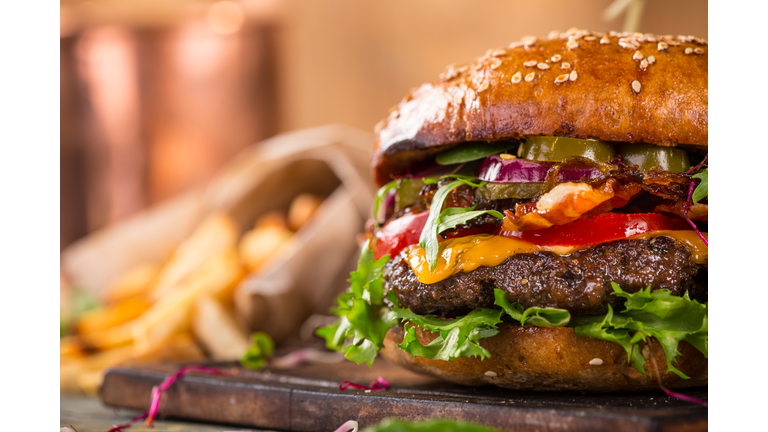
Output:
[{"xmin": 384, "ymin": 236, "xmax": 706, "ymax": 318}]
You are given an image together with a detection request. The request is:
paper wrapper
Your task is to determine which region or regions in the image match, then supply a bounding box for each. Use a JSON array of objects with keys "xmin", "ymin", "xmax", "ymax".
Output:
[{"xmin": 62, "ymin": 124, "xmax": 376, "ymax": 344}]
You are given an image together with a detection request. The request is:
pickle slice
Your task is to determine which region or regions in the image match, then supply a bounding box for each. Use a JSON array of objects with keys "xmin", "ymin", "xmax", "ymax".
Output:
[
  {"xmin": 475, "ymin": 182, "xmax": 544, "ymax": 200},
  {"xmin": 436, "ymin": 141, "xmax": 519, "ymax": 165},
  {"xmin": 617, "ymin": 143, "xmax": 690, "ymax": 173},
  {"xmin": 520, "ymin": 136, "xmax": 615, "ymax": 163},
  {"xmin": 395, "ymin": 178, "xmax": 426, "ymax": 211}
]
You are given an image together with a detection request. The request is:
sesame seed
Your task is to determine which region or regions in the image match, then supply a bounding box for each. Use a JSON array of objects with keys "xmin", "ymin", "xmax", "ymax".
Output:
[
  {"xmin": 633, "ymin": 32, "xmax": 643, "ymax": 39},
  {"xmin": 523, "ymin": 60, "xmax": 538, "ymax": 67},
  {"xmin": 508, "ymin": 41, "xmax": 524, "ymax": 49},
  {"xmin": 560, "ymin": 62, "xmax": 571, "ymax": 70},
  {"xmin": 694, "ymin": 47, "xmax": 705, "ymax": 55},
  {"xmin": 485, "ymin": 371, "xmax": 498, "ymax": 377},
  {"xmin": 511, "ymin": 71, "xmax": 522, "ymax": 83},
  {"xmin": 647, "ymin": 55, "xmax": 656, "ymax": 64},
  {"xmin": 631, "ymin": 80, "xmax": 642, "ymax": 93},
  {"xmin": 477, "ymin": 81, "xmax": 489, "ymax": 92},
  {"xmin": 490, "ymin": 58, "xmax": 503, "ymax": 69},
  {"xmin": 600, "ymin": 37, "xmax": 610, "ymax": 45},
  {"xmin": 548, "ymin": 30, "xmax": 561, "ymax": 40},
  {"xmin": 491, "ymin": 49, "xmax": 507, "ymax": 57},
  {"xmin": 640, "ymin": 58, "xmax": 649, "ymax": 70},
  {"xmin": 667, "ymin": 40, "xmax": 681, "ymax": 46},
  {"xmin": 524, "ymin": 72, "xmax": 535, "ymax": 82},
  {"xmin": 618, "ymin": 38, "xmax": 638, "ymax": 50},
  {"xmin": 633, "ymin": 51, "xmax": 643, "ymax": 61},
  {"xmin": 537, "ymin": 62, "xmax": 550, "ymax": 70},
  {"xmin": 521, "ymin": 35, "xmax": 537, "ymax": 43},
  {"xmin": 551, "ymin": 54, "xmax": 562, "ymax": 62},
  {"xmin": 609, "ymin": 30, "xmax": 618, "ymax": 37},
  {"xmin": 657, "ymin": 41, "xmax": 668, "ymax": 52},
  {"xmin": 684, "ymin": 47, "xmax": 693, "ymax": 55},
  {"xmin": 520, "ymin": 278, "xmax": 528, "ymax": 284},
  {"xmin": 569, "ymin": 70, "xmax": 578, "ymax": 81},
  {"xmin": 499, "ymin": 153, "xmax": 516, "ymax": 160},
  {"xmin": 566, "ymin": 40, "xmax": 579, "ymax": 50},
  {"xmin": 555, "ymin": 74, "xmax": 569, "ymax": 84},
  {"xmin": 525, "ymin": 72, "xmax": 536, "ymax": 82},
  {"xmin": 644, "ymin": 34, "xmax": 657, "ymax": 43},
  {"xmin": 589, "ymin": 358, "xmax": 604, "ymax": 366},
  {"xmin": 584, "ymin": 35, "xmax": 597, "ymax": 41}
]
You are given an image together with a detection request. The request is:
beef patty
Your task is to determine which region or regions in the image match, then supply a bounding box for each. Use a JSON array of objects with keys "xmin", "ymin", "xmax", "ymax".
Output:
[{"xmin": 385, "ymin": 236, "xmax": 706, "ymax": 317}]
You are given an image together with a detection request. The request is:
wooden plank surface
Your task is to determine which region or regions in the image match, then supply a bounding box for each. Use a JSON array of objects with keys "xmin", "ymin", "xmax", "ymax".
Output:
[{"xmin": 101, "ymin": 360, "xmax": 707, "ymax": 432}]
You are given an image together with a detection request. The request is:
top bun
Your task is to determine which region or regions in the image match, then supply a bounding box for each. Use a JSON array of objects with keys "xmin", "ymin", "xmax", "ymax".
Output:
[{"xmin": 372, "ymin": 29, "xmax": 708, "ymax": 187}]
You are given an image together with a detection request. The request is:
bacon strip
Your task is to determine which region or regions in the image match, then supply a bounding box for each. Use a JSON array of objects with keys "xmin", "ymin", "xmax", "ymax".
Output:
[
  {"xmin": 654, "ymin": 202, "xmax": 708, "ymax": 221},
  {"xmin": 502, "ymin": 179, "xmax": 642, "ymax": 231}
]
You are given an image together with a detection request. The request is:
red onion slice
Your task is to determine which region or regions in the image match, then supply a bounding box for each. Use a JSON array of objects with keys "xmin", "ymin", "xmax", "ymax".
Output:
[{"xmin": 476, "ymin": 155, "xmax": 603, "ymax": 183}]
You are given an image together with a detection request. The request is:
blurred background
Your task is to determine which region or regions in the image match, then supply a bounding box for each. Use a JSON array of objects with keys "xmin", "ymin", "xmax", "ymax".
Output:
[{"xmin": 60, "ymin": 0, "xmax": 707, "ymax": 250}]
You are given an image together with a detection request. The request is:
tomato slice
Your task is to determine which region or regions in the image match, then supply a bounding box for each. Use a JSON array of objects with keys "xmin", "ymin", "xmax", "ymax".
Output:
[
  {"xmin": 497, "ymin": 212, "xmax": 691, "ymax": 246},
  {"xmin": 373, "ymin": 211, "xmax": 495, "ymax": 259},
  {"xmin": 373, "ymin": 212, "xmax": 429, "ymax": 260}
]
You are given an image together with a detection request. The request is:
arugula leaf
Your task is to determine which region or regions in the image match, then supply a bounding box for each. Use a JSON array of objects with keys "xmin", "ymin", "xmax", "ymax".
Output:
[
  {"xmin": 571, "ymin": 283, "xmax": 708, "ymax": 378},
  {"xmin": 362, "ymin": 418, "xmax": 502, "ymax": 432},
  {"xmin": 493, "ymin": 289, "xmax": 570, "ymax": 327},
  {"xmin": 317, "ymin": 240, "xmax": 396, "ymax": 365},
  {"xmin": 374, "ymin": 180, "xmax": 398, "ymax": 227},
  {"xmin": 691, "ymin": 169, "xmax": 708, "ymax": 204},
  {"xmin": 417, "ymin": 177, "xmax": 502, "ymax": 272},
  {"xmin": 241, "ymin": 332, "xmax": 275, "ymax": 370},
  {"xmin": 435, "ymin": 142, "xmax": 519, "ymax": 166},
  {"xmin": 392, "ymin": 295, "xmax": 503, "ymax": 361}
]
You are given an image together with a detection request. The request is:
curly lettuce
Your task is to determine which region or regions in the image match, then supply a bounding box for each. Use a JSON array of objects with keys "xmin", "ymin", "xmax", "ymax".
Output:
[{"xmin": 319, "ymin": 247, "xmax": 707, "ymax": 379}]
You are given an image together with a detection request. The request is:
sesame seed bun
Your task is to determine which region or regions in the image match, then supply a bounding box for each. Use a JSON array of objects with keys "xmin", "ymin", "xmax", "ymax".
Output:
[
  {"xmin": 372, "ymin": 30, "xmax": 708, "ymax": 187},
  {"xmin": 381, "ymin": 323, "xmax": 708, "ymax": 392}
]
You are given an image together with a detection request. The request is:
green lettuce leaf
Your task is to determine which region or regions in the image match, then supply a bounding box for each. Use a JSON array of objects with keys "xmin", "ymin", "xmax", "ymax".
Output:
[
  {"xmin": 392, "ymin": 293, "xmax": 502, "ymax": 361},
  {"xmin": 692, "ymin": 169, "xmax": 708, "ymax": 204},
  {"xmin": 571, "ymin": 282, "xmax": 708, "ymax": 378},
  {"xmin": 493, "ymin": 289, "xmax": 570, "ymax": 327},
  {"xmin": 362, "ymin": 418, "xmax": 502, "ymax": 432},
  {"xmin": 317, "ymin": 240, "xmax": 396, "ymax": 366}
]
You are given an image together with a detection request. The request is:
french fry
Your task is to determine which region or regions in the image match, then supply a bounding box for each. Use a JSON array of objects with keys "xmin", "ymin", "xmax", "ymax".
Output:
[
  {"xmin": 192, "ymin": 296, "xmax": 250, "ymax": 360},
  {"xmin": 61, "ymin": 333, "xmax": 205, "ymax": 394},
  {"xmin": 150, "ymin": 213, "xmax": 240, "ymax": 302},
  {"xmin": 132, "ymin": 250, "xmax": 243, "ymax": 354},
  {"xmin": 75, "ymin": 297, "xmax": 151, "ymax": 335},
  {"xmin": 77, "ymin": 320, "xmax": 135, "ymax": 350},
  {"xmin": 288, "ymin": 193, "xmax": 323, "ymax": 231},
  {"xmin": 238, "ymin": 225, "xmax": 293, "ymax": 272},
  {"xmin": 102, "ymin": 262, "xmax": 160, "ymax": 304},
  {"xmin": 254, "ymin": 211, "xmax": 288, "ymax": 229}
]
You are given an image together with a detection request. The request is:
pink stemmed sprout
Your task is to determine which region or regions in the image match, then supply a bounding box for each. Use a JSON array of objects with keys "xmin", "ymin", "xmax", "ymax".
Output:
[
  {"xmin": 339, "ymin": 376, "xmax": 389, "ymax": 391},
  {"xmin": 145, "ymin": 365, "xmax": 232, "ymax": 426},
  {"xmin": 684, "ymin": 179, "xmax": 708, "ymax": 246},
  {"xmin": 333, "ymin": 420, "xmax": 359, "ymax": 432}
]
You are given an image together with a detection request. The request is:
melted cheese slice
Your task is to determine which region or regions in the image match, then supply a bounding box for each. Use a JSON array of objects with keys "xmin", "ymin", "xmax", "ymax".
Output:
[{"xmin": 406, "ymin": 231, "xmax": 708, "ymax": 285}]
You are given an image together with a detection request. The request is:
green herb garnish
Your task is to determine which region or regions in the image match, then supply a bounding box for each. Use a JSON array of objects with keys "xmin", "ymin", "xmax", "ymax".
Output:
[
  {"xmin": 435, "ymin": 142, "xmax": 519, "ymax": 165},
  {"xmin": 691, "ymin": 169, "xmax": 708, "ymax": 204},
  {"xmin": 241, "ymin": 332, "xmax": 275, "ymax": 370},
  {"xmin": 418, "ymin": 177, "xmax": 503, "ymax": 272},
  {"xmin": 373, "ymin": 180, "xmax": 398, "ymax": 228}
]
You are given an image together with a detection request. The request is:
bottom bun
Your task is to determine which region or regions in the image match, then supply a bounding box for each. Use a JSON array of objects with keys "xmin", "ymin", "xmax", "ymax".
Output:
[{"xmin": 380, "ymin": 323, "xmax": 707, "ymax": 392}]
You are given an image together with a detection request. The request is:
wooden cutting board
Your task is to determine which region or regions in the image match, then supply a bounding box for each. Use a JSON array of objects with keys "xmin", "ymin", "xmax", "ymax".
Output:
[{"xmin": 101, "ymin": 359, "xmax": 707, "ymax": 432}]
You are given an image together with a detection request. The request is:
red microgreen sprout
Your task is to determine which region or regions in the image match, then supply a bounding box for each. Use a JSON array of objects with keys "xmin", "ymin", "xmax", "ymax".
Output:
[
  {"xmin": 332, "ymin": 420, "xmax": 359, "ymax": 432},
  {"xmin": 339, "ymin": 376, "xmax": 389, "ymax": 391},
  {"xmin": 684, "ymin": 179, "xmax": 708, "ymax": 246},
  {"xmin": 648, "ymin": 341, "xmax": 708, "ymax": 407},
  {"xmin": 145, "ymin": 365, "xmax": 232, "ymax": 426},
  {"xmin": 104, "ymin": 413, "xmax": 148, "ymax": 432},
  {"xmin": 685, "ymin": 154, "xmax": 708, "ymax": 174}
]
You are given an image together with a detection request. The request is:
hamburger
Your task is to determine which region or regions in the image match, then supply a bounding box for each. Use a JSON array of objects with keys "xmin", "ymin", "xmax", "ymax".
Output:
[{"xmin": 319, "ymin": 29, "xmax": 708, "ymax": 392}]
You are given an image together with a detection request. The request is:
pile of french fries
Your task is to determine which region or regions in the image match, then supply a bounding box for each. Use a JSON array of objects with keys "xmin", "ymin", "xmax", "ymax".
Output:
[{"xmin": 60, "ymin": 194, "xmax": 324, "ymax": 394}]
